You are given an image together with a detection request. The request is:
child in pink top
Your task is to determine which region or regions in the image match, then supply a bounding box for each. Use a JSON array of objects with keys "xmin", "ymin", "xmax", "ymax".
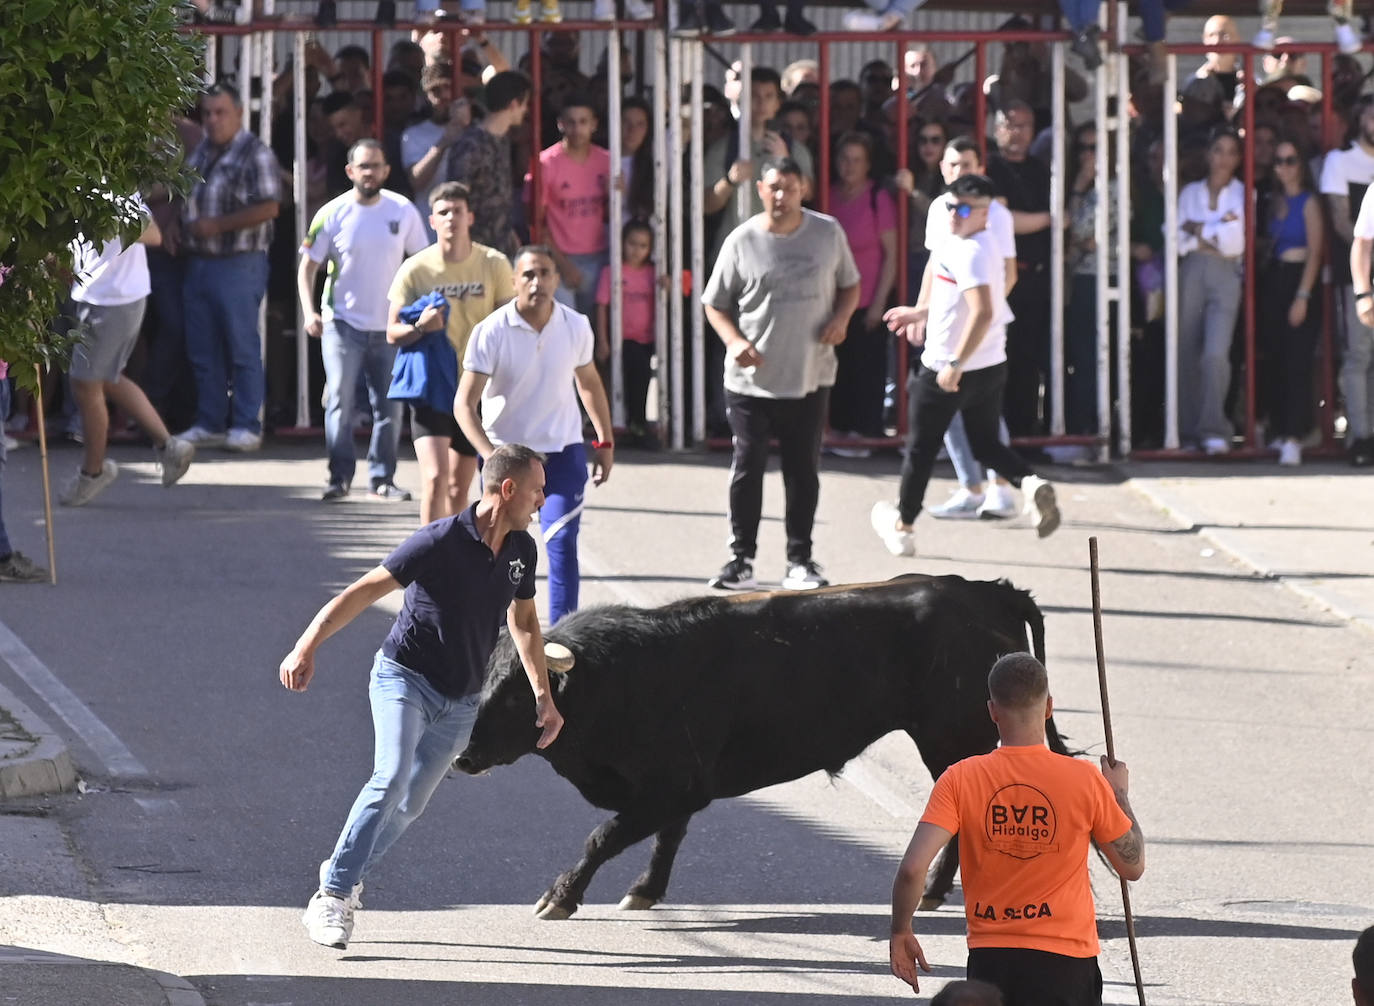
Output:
[
  {"xmin": 595, "ymin": 220, "xmax": 658, "ymax": 448},
  {"xmin": 532, "ymin": 95, "xmax": 610, "ymax": 319}
]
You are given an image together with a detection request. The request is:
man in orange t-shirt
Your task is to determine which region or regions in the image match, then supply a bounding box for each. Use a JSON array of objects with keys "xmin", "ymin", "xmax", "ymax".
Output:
[{"xmin": 889, "ymin": 652, "xmax": 1145, "ymax": 1004}]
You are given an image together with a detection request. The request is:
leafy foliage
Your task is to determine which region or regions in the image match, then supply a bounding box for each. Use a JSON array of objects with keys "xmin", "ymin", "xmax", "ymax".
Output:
[{"xmin": 0, "ymin": 0, "xmax": 203, "ymax": 379}]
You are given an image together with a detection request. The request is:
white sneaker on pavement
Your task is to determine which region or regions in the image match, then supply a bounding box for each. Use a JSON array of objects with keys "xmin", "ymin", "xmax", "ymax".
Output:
[
  {"xmin": 870, "ymin": 500, "xmax": 915, "ymax": 557},
  {"xmin": 302, "ymin": 890, "xmax": 354, "ymax": 949},
  {"xmin": 1021, "ymin": 475, "xmax": 1060, "ymax": 539},
  {"xmin": 58, "ymin": 459, "xmax": 118, "ymax": 507},
  {"xmin": 929, "ymin": 487, "xmax": 984, "ymax": 520},
  {"xmin": 1335, "ymin": 21, "xmax": 1362, "ymax": 55},
  {"xmin": 177, "ymin": 425, "xmax": 226, "ymax": 449},
  {"xmin": 781, "ymin": 559, "xmax": 829, "ymax": 590},
  {"xmin": 224, "ymin": 428, "xmax": 262, "ymax": 453},
  {"xmin": 156, "ymin": 436, "xmax": 195, "ymax": 487},
  {"xmin": 977, "ymin": 482, "xmax": 1018, "ymax": 520}
]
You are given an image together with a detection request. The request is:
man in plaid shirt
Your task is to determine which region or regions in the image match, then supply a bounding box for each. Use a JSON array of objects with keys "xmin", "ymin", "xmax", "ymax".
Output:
[{"xmin": 179, "ymin": 82, "xmax": 282, "ymax": 452}]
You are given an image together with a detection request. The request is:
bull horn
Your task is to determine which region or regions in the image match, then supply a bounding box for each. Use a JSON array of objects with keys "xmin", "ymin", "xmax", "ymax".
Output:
[{"xmin": 545, "ymin": 642, "xmax": 575, "ymax": 673}]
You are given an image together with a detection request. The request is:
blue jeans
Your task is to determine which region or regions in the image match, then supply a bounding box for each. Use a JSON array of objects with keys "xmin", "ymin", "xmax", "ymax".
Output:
[
  {"xmin": 1058, "ymin": 0, "xmax": 1100, "ymax": 30},
  {"xmin": 323, "ymin": 653, "xmax": 478, "ymax": 897},
  {"xmin": 540, "ymin": 442, "xmax": 588, "ymax": 625},
  {"xmin": 322, "ymin": 319, "xmax": 402, "ymax": 488},
  {"xmin": 1138, "ymin": 0, "xmax": 1191, "ymax": 40},
  {"xmin": 183, "ymin": 252, "xmax": 269, "ymax": 434},
  {"xmin": 0, "ymin": 379, "xmax": 12, "ymax": 559},
  {"xmin": 945, "ymin": 411, "xmax": 1010, "ymax": 489},
  {"xmin": 554, "ymin": 250, "xmax": 608, "ymax": 320}
]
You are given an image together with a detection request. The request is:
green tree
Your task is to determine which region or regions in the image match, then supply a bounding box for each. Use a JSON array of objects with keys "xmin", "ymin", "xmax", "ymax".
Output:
[{"xmin": 0, "ymin": 0, "xmax": 202, "ymax": 377}]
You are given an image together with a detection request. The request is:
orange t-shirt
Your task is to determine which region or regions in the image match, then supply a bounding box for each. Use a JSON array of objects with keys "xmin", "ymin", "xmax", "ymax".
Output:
[{"xmin": 920, "ymin": 743, "xmax": 1133, "ymax": 958}]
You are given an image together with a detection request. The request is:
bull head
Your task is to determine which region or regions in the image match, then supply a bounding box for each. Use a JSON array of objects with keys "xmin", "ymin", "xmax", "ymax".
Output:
[{"xmin": 453, "ymin": 639, "xmax": 576, "ymax": 775}]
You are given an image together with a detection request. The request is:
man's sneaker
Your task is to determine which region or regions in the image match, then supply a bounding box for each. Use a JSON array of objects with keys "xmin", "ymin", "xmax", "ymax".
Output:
[
  {"xmin": 1202, "ymin": 436, "xmax": 1230, "ymax": 456},
  {"xmin": 0, "ymin": 551, "xmax": 48, "ymax": 584},
  {"xmin": 1071, "ymin": 25, "xmax": 1103, "ymax": 70},
  {"xmin": 370, "ymin": 482, "xmax": 412, "ymax": 502},
  {"xmin": 1335, "ymin": 20, "xmax": 1363, "ymax": 54},
  {"xmin": 178, "ymin": 425, "xmax": 226, "ymax": 449},
  {"xmin": 977, "ymin": 482, "xmax": 1018, "ymax": 520},
  {"xmin": 156, "ymin": 436, "xmax": 195, "ymax": 487},
  {"xmin": 224, "ymin": 428, "xmax": 262, "ymax": 453},
  {"xmin": 750, "ymin": 5, "xmax": 782, "ymax": 29},
  {"xmin": 302, "ymin": 891, "xmax": 354, "ymax": 949},
  {"xmin": 708, "ymin": 556, "xmax": 756, "ymax": 591},
  {"xmin": 320, "ymin": 860, "xmax": 363, "ymax": 910},
  {"xmin": 322, "ymin": 482, "xmax": 349, "ymax": 502},
  {"xmin": 512, "ymin": 0, "xmax": 532, "ymax": 22},
  {"xmin": 781, "ymin": 559, "xmax": 828, "ymax": 590},
  {"xmin": 675, "ymin": 0, "xmax": 702, "ymax": 31},
  {"xmin": 1278, "ymin": 439, "xmax": 1302, "ymax": 467},
  {"xmin": 870, "ymin": 500, "xmax": 915, "ymax": 557},
  {"xmin": 929, "ymin": 487, "xmax": 985, "ymax": 520},
  {"xmin": 538, "ymin": 0, "xmax": 562, "ymax": 22},
  {"xmin": 703, "ymin": 3, "xmax": 735, "ymax": 32},
  {"xmin": 782, "ymin": 9, "xmax": 816, "ymax": 34},
  {"xmin": 1021, "ymin": 475, "xmax": 1060, "ymax": 539},
  {"xmin": 841, "ymin": 9, "xmax": 900, "ymax": 30},
  {"xmin": 59, "ymin": 460, "xmax": 118, "ymax": 507},
  {"xmin": 1251, "ymin": 27, "xmax": 1276, "ymax": 50},
  {"xmin": 624, "ymin": 0, "xmax": 654, "ymax": 17},
  {"xmin": 592, "ymin": 0, "xmax": 615, "ymax": 18}
]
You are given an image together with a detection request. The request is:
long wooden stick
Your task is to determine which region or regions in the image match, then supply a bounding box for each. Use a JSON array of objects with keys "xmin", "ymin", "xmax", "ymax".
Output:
[
  {"xmin": 33, "ymin": 364, "xmax": 56, "ymax": 585},
  {"xmin": 1089, "ymin": 536, "xmax": 1144, "ymax": 1006}
]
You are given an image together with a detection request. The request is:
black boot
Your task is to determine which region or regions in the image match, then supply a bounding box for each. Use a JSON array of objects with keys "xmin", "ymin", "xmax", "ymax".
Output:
[
  {"xmin": 704, "ymin": 2, "xmax": 736, "ymax": 32},
  {"xmin": 751, "ymin": 3, "xmax": 781, "ymax": 29},
  {"xmin": 782, "ymin": 1, "xmax": 815, "ymax": 34},
  {"xmin": 676, "ymin": 0, "xmax": 702, "ymax": 31},
  {"xmin": 375, "ymin": 0, "xmax": 396, "ymax": 24},
  {"xmin": 315, "ymin": 0, "xmax": 337, "ymax": 26}
]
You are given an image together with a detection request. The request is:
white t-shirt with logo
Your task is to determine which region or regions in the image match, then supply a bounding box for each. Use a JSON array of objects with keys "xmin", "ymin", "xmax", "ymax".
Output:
[
  {"xmin": 463, "ymin": 299, "xmax": 593, "ymax": 453},
  {"xmin": 925, "ymin": 192, "xmax": 1016, "ymax": 329},
  {"xmin": 923, "ymin": 228, "xmax": 1007, "ymax": 374},
  {"xmin": 301, "ymin": 189, "xmax": 428, "ymax": 331}
]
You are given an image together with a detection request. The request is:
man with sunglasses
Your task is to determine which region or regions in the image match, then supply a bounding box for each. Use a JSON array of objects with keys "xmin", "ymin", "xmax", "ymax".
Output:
[{"xmin": 872, "ymin": 174, "xmax": 1059, "ymax": 558}]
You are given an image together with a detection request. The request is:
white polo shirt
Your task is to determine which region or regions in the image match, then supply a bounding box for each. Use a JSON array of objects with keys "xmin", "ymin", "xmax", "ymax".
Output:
[
  {"xmin": 463, "ymin": 299, "xmax": 593, "ymax": 453},
  {"xmin": 924, "ymin": 228, "xmax": 1007, "ymax": 374}
]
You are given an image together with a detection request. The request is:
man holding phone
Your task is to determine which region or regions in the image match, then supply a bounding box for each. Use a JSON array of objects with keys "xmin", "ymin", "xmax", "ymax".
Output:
[{"xmin": 402, "ymin": 62, "xmax": 471, "ymax": 242}]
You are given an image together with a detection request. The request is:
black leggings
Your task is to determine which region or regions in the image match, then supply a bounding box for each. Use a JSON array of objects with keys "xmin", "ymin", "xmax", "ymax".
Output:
[
  {"xmin": 1257, "ymin": 259, "xmax": 1319, "ymax": 440},
  {"xmin": 898, "ymin": 362, "xmax": 1035, "ymax": 525}
]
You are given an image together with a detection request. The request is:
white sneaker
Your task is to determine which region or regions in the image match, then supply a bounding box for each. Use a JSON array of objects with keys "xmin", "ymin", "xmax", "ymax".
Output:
[
  {"xmin": 929, "ymin": 487, "xmax": 985, "ymax": 520},
  {"xmin": 1252, "ymin": 27, "xmax": 1276, "ymax": 50},
  {"xmin": 319, "ymin": 860, "xmax": 364, "ymax": 910},
  {"xmin": 1202, "ymin": 436, "xmax": 1230, "ymax": 456},
  {"xmin": 224, "ymin": 428, "xmax": 262, "ymax": 453},
  {"xmin": 1021, "ymin": 475, "xmax": 1060, "ymax": 539},
  {"xmin": 1335, "ymin": 21, "xmax": 1362, "ymax": 55},
  {"xmin": 841, "ymin": 8, "xmax": 900, "ymax": 30},
  {"xmin": 977, "ymin": 482, "xmax": 1018, "ymax": 520},
  {"xmin": 178, "ymin": 425, "xmax": 226, "ymax": 449},
  {"xmin": 592, "ymin": 0, "xmax": 615, "ymax": 18},
  {"xmin": 870, "ymin": 500, "xmax": 915, "ymax": 557},
  {"xmin": 59, "ymin": 460, "xmax": 118, "ymax": 507},
  {"xmin": 302, "ymin": 890, "xmax": 354, "ymax": 949},
  {"xmin": 1278, "ymin": 439, "xmax": 1302, "ymax": 466},
  {"xmin": 781, "ymin": 559, "xmax": 829, "ymax": 590},
  {"xmin": 624, "ymin": 0, "xmax": 653, "ymax": 17},
  {"xmin": 156, "ymin": 436, "xmax": 195, "ymax": 487}
]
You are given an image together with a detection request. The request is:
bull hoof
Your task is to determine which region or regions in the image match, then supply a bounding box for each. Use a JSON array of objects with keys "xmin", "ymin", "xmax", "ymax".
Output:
[
  {"xmin": 917, "ymin": 896, "xmax": 944, "ymax": 912},
  {"xmin": 617, "ymin": 894, "xmax": 657, "ymax": 911},
  {"xmin": 535, "ymin": 902, "xmax": 573, "ymax": 920}
]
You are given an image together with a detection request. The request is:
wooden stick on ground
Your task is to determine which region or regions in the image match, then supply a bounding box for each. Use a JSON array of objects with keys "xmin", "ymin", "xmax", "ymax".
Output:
[
  {"xmin": 1089, "ymin": 535, "xmax": 1144, "ymax": 1006},
  {"xmin": 33, "ymin": 363, "xmax": 56, "ymax": 585}
]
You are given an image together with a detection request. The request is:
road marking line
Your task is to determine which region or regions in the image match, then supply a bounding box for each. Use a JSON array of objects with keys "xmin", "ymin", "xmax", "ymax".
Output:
[{"xmin": 0, "ymin": 617, "xmax": 151, "ymax": 782}]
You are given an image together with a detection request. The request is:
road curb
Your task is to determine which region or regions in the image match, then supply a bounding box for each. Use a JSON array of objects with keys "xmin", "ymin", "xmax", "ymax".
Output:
[
  {"xmin": 0, "ymin": 680, "xmax": 77, "ymax": 799},
  {"xmin": 1127, "ymin": 478, "xmax": 1374, "ymax": 636},
  {"xmin": 149, "ymin": 968, "xmax": 208, "ymax": 1006}
]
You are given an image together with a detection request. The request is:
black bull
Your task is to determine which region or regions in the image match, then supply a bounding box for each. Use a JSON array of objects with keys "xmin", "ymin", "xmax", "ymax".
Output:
[{"xmin": 454, "ymin": 574, "xmax": 1068, "ymax": 920}]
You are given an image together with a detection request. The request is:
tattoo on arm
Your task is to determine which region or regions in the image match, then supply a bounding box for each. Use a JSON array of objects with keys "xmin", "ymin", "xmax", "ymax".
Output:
[{"xmin": 1112, "ymin": 826, "xmax": 1144, "ymax": 865}]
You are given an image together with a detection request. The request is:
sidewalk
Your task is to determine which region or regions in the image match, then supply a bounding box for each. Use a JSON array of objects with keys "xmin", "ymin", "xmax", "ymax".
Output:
[{"xmin": 0, "ymin": 945, "xmax": 204, "ymax": 1006}]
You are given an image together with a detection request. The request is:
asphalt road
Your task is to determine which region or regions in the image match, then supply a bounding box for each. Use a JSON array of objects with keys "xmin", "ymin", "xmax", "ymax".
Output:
[{"xmin": 0, "ymin": 438, "xmax": 1369, "ymax": 1005}]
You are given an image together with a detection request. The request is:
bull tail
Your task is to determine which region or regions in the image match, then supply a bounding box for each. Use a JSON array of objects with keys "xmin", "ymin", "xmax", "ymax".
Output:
[{"xmin": 1002, "ymin": 581, "xmax": 1080, "ymax": 758}]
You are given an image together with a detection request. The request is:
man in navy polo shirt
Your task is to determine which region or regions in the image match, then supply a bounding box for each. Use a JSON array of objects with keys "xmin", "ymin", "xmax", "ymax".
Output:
[{"xmin": 280, "ymin": 443, "xmax": 564, "ymax": 950}]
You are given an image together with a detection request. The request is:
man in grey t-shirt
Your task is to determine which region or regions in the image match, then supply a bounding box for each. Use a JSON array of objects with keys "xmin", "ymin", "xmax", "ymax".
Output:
[{"xmin": 703, "ymin": 157, "xmax": 861, "ymax": 593}]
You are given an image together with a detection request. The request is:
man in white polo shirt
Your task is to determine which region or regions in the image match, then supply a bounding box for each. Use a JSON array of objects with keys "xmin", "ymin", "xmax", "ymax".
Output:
[
  {"xmin": 299, "ymin": 139, "xmax": 429, "ymax": 502},
  {"xmin": 872, "ymin": 174, "xmax": 1059, "ymax": 558},
  {"xmin": 455, "ymin": 245, "xmax": 614, "ymax": 625}
]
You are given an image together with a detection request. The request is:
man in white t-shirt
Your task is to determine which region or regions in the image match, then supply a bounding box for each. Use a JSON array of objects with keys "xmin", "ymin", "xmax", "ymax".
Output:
[
  {"xmin": 908, "ymin": 136, "xmax": 1020, "ymax": 521},
  {"xmin": 299, "ymin": 139, "xmax": 429, "ymax": 501},
  {"xmin": 62, "ymin": 194, "xmax": 196, "ymax": 508},
  {"xmin": 1328, "ymin": 100, "xmax": 1374, "ymax": 467},
  {"xmin": 871, "ymin": 174, "xmax": 1059, "ymax": 558},
  {"xmin": 455, "ymin": 245, "xmax": 614, "ymax": 626}
]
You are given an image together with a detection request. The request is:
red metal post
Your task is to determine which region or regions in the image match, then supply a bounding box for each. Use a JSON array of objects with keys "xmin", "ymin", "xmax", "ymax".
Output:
[
  {"xmin": 818, "ymin": 40, "xmax": 830, "ymax": 213},
  {"xmin": 530, "ymin": 28, "xmax": 543, "ymax": 242},
  {"xmin": 974, "ymin": 41, "xmax": 987, "ymax": 164}
]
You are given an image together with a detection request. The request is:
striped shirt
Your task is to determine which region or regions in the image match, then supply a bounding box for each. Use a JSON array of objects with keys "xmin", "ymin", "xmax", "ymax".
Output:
[{"xmin": 182, "ymin": 128, "xmax": 282, "ymax": 255}]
